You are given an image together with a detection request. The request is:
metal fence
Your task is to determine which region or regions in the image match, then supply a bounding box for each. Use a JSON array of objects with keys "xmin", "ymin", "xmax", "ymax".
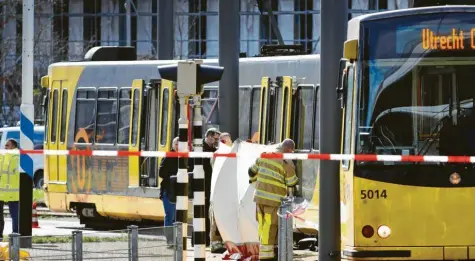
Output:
[
  {"xmin": 5, "ymin": 224, "xmax": 182, "ymax": 261},
  {"xmin": 3, "ymin": 199, "xmax": 300, "ymax": 261}
]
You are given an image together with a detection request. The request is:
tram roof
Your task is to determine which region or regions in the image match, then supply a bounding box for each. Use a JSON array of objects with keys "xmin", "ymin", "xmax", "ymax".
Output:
[{"xmin": 49, "ymin": 54, "xmax": 321, "ymax": 69}]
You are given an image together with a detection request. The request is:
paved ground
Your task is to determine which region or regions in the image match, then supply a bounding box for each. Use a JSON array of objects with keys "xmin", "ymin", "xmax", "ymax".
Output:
[{"xmin": 1, "ymin": 217, "xmax": 318, "ymax": 260}]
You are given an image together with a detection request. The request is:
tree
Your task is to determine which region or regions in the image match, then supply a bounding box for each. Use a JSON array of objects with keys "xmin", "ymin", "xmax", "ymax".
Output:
[{"xmin": 0, "ymin": 0, "xmax": 69, "ymax": 127}]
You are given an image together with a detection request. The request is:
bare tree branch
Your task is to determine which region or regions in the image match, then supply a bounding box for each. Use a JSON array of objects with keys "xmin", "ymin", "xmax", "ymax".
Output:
[{"xmin": 0, "ymin": 0, "xmax": 67, "ymax": 126}]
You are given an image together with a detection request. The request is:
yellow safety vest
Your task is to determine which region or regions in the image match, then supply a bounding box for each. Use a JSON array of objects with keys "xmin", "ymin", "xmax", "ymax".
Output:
[
  {"xmin": 248, "ymin": 156, "xmax": 298, "ymax": 207},
  {"xmin": 0, "ymin": 151, "xmax": 20, "ymax": 202}
]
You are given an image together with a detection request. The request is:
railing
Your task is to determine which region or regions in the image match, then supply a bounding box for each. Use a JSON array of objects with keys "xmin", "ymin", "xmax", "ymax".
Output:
[
  {"xmin": 5, "ymin": 224, "xmax": 183, "ymax": 261},
  {"xmin": 2, "ymin": 200, "xmax": 305, "ymax": 261}
]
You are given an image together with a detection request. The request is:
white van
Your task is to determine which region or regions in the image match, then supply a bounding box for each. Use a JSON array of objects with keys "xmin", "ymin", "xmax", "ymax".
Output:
[{"xmin": 0, "ymin": 126, "xmax": 45, "ymax": 189}]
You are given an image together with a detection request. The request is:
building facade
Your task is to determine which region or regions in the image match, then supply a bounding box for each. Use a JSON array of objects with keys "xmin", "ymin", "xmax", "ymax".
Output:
[{"xmin": 0, "ymin": 0, "xmax": 410, "ymax": 125}]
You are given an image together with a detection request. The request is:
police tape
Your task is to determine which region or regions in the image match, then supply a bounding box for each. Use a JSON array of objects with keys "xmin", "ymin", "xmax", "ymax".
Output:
[{"xmin": 1, "ymin": 149, "xmax": 475, "ymax": 163}]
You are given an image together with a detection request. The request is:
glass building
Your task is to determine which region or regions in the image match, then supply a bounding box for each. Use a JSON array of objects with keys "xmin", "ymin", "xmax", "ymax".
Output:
[{"xmin": 0, "ymin": 0, "xmax": 409, "ymax": 125}]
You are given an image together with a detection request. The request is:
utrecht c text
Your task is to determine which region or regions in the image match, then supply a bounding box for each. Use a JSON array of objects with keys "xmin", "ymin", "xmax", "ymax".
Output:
[{"xmin": 421, "ymin": 28, "xmax": 475, "ymax": 50}]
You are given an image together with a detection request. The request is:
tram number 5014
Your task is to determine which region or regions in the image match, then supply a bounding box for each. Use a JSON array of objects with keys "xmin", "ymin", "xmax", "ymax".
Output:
[{"xmin": 360, "ymin": 190, "xmax": 387, "ymax": 199}]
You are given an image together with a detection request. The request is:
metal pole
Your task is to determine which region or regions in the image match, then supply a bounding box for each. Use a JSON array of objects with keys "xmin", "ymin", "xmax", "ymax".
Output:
[
  {"xmin": 126, "ymin": 0, "xmax": 131, "ymax": 46},
  {"xmin": 278, "ymin": 198, "xmax": 294, "ymax": 261},
  {"xmin": 319, "ymin": 1, "xmax": 347, "ymax": 261},
  {"xmin": 9, "ymin": 233, "xmax": 20, "ymax": 261},
  {"xmin": 19, "ymin": 0, "xmax": 34, "ymax": 249},
  {"xmin": 286, "ymin": 201, "xmax": 294, "ymax": 261},
  {"xmin": 175, "ymin": 222, "xmax": 183, "ymax": 261},
  {"xmin": 176, "ymin": 94, "xmax": 189, "ymax": 261},
  {"xmin": 158, "ymin": 0, "xmax": 175, "ymax": 59},
  {"xmin": 191, "ymin": 95, "xmax": 206, "ymax": 260},
  {"xmin": 72, "ymin": 231, "xmax": 83, "ymax": 261},
  {"xmin": 218, "ymin": 0, "xmax": 240, "ymax": 138},
  {"xmin": 128, "ymin": 225, "xmax": 138, "ymax": 261},
  {"xmin": 278, "ymin": 202, "xmax": 287, "ymax": 261}
]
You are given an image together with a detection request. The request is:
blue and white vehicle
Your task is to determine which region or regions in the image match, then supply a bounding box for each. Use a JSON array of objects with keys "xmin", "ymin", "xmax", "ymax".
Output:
[{"xmin": 0, "ymin": 125, "xmax": 45, "ymax": 189}]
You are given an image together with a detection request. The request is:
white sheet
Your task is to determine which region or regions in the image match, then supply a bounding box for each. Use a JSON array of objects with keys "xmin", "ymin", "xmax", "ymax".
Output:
[{"xmin": 211, "ymin": 141, "xmax": 279, "ymax": 244}]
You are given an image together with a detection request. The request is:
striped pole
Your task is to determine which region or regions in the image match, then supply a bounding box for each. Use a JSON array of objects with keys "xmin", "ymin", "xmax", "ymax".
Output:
[
  {"xmin": 176, "ymin": 95, "xmax": 189, "ymax": 261},
  {"xmin": 19, "ymin": 0, "xmax": 35, "ymax": 247},
  {"xmin": 192, "ymin": 95, "xmax": 206, "ymax": 260}
]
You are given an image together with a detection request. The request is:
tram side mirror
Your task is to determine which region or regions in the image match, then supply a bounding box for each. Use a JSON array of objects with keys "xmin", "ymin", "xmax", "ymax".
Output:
[
  {"xmin": 41, "ymin": 94, "xmax": 48, "ymax": 112},
  {"xmin": 41, "ymin": 94, "xmax": 48, "ymax": 124},
  {"xmin": 336, "ymin": 58, "xmax": 349, "ymax": 109}
]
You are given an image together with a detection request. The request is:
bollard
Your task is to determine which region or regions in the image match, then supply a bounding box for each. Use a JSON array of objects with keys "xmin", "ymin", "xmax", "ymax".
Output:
[
  {"xmin": 278, "ymin": 198, "xmax": 294, "ymax": 261},
  {"xmin": 128, "ymin": 225, "xmax": 138, "ymax": 261},
  {"xmin": 8, "ymin": 233, "xmax": 20, "ymax": 261},
  {"xmin": 175, "ymin": 222, "xmax": 183, "ymax": 261},
  {"xmin": 32, "ymin": 202, "xmax": 40, "ymax": 228},
  {"xmin": 72, "ymin": 231, "xmax": 83, "ymax": 261}
]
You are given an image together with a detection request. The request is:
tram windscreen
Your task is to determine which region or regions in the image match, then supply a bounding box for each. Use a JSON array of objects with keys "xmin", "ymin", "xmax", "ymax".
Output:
[{"xmin": 358, "ymin": 12, "xmax": 475, "ymax": 160}]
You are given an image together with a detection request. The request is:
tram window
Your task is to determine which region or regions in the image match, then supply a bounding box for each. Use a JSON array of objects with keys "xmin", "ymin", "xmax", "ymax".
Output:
[
  {"xmin": 250, "ymin": 87, "xmax": 260, "ymax": 138},
  {"xmin": 238, "ymin": 86, "xmax": 251, "ymax": 140},
  {"xmin": 202, "ymin": 88, "xmax": 219, "ymax": 135},
  {"xmin": 160, "ymin": 88, "xmax": 169, "ymax": 146},
  {"xmin": 44, "ymin": 91, "xmax": 50, "ymax": 143},
  {"xmin": 282, "ymin": 87, "xmax": 290, "ymax": 139},
  {"xmin": 313, "ymin": 87, "xmax": 320, "ymax": 150},
  {"xmin": 51, "ymin": 89, "xmax": 59, "ymax": 142},
  {"xmin": 95, "ymin": 89, "xmax": 117, "ymax": 144},
  {"xmin": 259, "ymin": 87, "xmax": 267, "ymax": 143},
  {"xmin": 131, "ymin": 89, "xmax": 140, "ymax": 146},
  {"xmin": 118, "ymin": 88, "xmax": 131, "ymax": 145},
  {"xmin": 297, "ymin": 87, "xmax": 314, "ymax": 150},
  {"xmin": 274, "ymin": 87, "xmax": 283, "ymax": 142},
  {"xmin": 74, "ymin": 89, "xmax": 97, "ymax": 144},
  {"xmin": 59, "ymin": 90, "xmax": 68, "ymax": 143}
]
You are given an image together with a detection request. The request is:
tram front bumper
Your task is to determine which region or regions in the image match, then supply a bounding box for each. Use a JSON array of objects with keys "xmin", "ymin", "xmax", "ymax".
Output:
[{"xmin": 343, "ymin": 246, "xmax": 475, "ymax": 260}]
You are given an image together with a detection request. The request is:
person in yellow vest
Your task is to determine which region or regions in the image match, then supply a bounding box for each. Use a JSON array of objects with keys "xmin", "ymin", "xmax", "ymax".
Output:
[
  {"xmin": 0, "ymin": 139, "xmax": 20, "ymax": 240},
  {"xmin": 248, "ymin": 139, "xmax": 298, "ymax": 261}
]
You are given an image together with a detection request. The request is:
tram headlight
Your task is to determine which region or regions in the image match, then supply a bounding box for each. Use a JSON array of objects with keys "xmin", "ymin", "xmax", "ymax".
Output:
[
  {"xmin": 450, "ymin": 172, "xmax": 461, "ymax": 185},
  {"xmin": 377, "ymin": 225, "xmax": 391, "ymax": 239}
]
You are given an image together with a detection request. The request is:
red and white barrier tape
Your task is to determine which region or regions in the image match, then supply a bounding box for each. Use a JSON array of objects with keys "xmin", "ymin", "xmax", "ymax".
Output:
[{"xmin": 3, "ymin": 149, "xmax": 475, "ymax": 163}]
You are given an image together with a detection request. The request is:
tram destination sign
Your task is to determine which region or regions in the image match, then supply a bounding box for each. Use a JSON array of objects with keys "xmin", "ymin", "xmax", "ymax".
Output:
[
  {"xmin": 421, "ymin": 28, "xmax": 475, "ymax": 50},
  {"xmin": 367, "ymin": 13, "xmax": 475, "ymax": 60}
]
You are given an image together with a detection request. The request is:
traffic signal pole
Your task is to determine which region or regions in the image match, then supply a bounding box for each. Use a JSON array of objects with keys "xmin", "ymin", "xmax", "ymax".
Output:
[
  {"xmin": 19, "ymin": 0, "xmax": 35, "ymax": 248},
  {"xmin": 319, "ymin": 1, "xmax": 347, "ymax": 261},
  {"xmin": 158, "ymin": 61, "xmax": 224, "ymax": 261},
  {"xmin": 218, "ymin": 0, "xmax": 240, "ymax": 139}
]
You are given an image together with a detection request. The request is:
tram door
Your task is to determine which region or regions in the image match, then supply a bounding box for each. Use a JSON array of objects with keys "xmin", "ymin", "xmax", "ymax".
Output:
[
  {"xmin": 258, "ymin": 77, "xmax": 275, "ymax": 144},
  {"xmin": 155, "ymin": 80, "xmax": 176, "ymax": 187},
  {"xmin": 274, "ymin": 76, "xmax": 294, "ymax": 143},
  {"xmin": 128, "ymin": 80, "xmax": 144, "ymax": 187},
  {"xmin": 47, "ymin": 83, "xmax": 60, "ymax": 182},
  {"xmin": 258, "ymin": 76, "xmax": 295, "ymax": 145},
  {"xmin": 141, "ymin": 79, "xmax": 161, "ymax": 187},
  {"xmin": 291, "ymin": 83, "xmax": 319, "ymax": 200}
]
